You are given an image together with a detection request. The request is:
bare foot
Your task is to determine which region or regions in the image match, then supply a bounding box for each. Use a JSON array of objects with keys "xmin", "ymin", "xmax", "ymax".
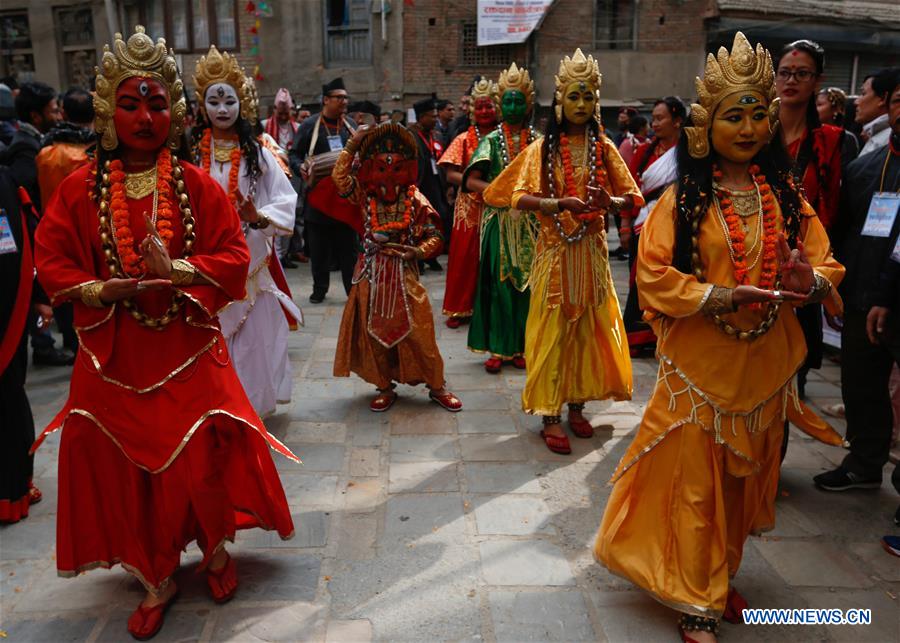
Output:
[
  {"xmin": 542, "ymin": 420, "xmax": 566, "ymax": 439},
  {"xmin": 684, "ymin": 630, "xmax": 717, "ymax": 643},
  {"xmin": 141, "ymin": 579, "xmax": 177, "ymax": 609},
  {"xmin": 209, "ymin": 546, "xmax": 229, "ymax": 572}
]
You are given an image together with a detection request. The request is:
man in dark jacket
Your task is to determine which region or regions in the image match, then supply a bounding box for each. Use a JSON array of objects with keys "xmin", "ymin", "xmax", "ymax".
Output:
[
  {"xmin": 409, "ymin": 96, "xmax": 449, "ymax": 270},
  {"xmin": 289, "ymin": 78, "xmax": 358, "ymax": 303},
  {"xmin": 814, "ymin": 71, "xmax": 900, "ymax": 507}
]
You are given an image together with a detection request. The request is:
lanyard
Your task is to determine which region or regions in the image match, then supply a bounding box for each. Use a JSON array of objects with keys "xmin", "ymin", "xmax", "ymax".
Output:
[
  {"xmin": 878, "ymin": 143, "xmax": 900, "ymax": 192},
  {"xmin": 416, "ymin": 129, "xmax": 436, "ymax": 159}
]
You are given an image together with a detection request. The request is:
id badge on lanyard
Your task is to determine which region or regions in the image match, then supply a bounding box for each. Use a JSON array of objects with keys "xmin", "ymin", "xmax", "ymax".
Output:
[
  {"xmin": 327, "ymin": 134, "xmax": 344, "ymax": 152},
  {"xmin": 0, "ymin": 212, "xmax": 17, "ymax": 255},
  {"xmin": 430, "ymin": 157, "xmax": 439, "ymax": 175},
  {"xmin": 861, "ymin": 192, "xmax": 900, "ymax": 238}
]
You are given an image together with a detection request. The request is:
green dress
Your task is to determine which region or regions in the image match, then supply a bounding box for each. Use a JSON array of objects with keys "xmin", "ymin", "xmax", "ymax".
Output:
[{"xmin": 462, "ymin": 126, "xmax": 540, "ymax": 359}]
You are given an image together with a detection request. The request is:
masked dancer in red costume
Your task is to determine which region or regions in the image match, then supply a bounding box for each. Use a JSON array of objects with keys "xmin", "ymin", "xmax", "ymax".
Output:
[
  {"xmin": 332, "ymin": 124, "xmax": 463, "ymax": 413},
  {"xmin": 32, "ymin": 27, "xmax": 296, "ymax": 640},
  {"xmin": 439, "ymin": 77, "xmax": 498, "ymax": 328}
]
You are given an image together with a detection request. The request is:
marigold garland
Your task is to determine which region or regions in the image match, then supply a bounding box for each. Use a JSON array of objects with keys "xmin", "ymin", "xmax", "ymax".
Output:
[
  {"xmin": 108, "ymin": 148, "xmax": 177, "ymax": 278},
  {"xmin": 501, "ymin": 123, "xmax": 526, "ymax": 161},
  {"xmin": 200, "ymin": 129, "xmax": 243, "ymax": 206},
  {"xmin": 558, "ymin": 133, "xmax": 608, "ymax": 222},
  {"xmin": 712, "ymin": 164, "xmax": 778, "ymax": 297},
  {"xmin": 369, "ymin": 185, "xmax": 416, "ymax": 234}
]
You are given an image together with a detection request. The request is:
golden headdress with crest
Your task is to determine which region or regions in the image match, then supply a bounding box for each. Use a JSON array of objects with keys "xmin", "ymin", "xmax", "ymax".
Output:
[
  {"xmin": 94, "ymin": 25, "xmax": 186, "ymax": 151},
  {"xmin": 497, "ymin": 62, "xmax": 535, "ymax": 113},
  {"xmin": 469, "ymin": 76, "xmax": 499, "ymax": 119},
  {"xmin": 684, "ymin": 32, "xmax": 778, "ymax": 159},
  {"xmin": 554, "ymin": 48, "xmax": 601, "ymax": 125},
  {"xmin": 193, "ymin": 45, "xmax": 258, "ymax": 125}
]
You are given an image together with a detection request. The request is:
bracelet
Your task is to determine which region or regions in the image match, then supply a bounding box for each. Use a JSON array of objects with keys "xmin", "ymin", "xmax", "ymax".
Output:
[
  {"xmin": 539, "ymin": 198, "xmax": 560, "ymax": 215},
  {"xmin": 806, "ymin": 273, "xmax": 831, "ymax": 304},
  {"xmin": 80, "ymin": 281, "xmax": 107, "ymax": 308},
  {"xmin": 608, "ymin": 196, "xmax": 627, "ymax": 213},
  {"xmin": 701, "ymin": 286, "xmax": 736, "ymax": 316},
  {"xmin": 678, "ymin": 614, "xmax": 719, "ymax": 636},
  {"xmin": 249, "ymin": 213, "xmax": 270, "ymax": 230},
  {"xmin": 170, "ymin": 258, "xmax": 196, "ymax": 286}
]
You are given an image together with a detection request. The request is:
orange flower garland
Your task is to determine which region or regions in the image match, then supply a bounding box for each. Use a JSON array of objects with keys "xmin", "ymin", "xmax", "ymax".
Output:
[
  {"xmin": 108, "ymin": 148, "xmax": 177, "ymax": 278},
  {"xmin": 370, "ymin": 185, "xmax": 416, "ymax": 234},
  {"xmin": 558, "ymin": 133, "xmax": 608, "ymax": 222},
  {"xmin": 501, "ymin": 123, "xmax": 526, "ymax": 160},
  {"xmin": 713, "ymin": 164, "xmax": 778, "ymax": 295},
  {"xmin": 200, "ymin": 129, "xmax": 243, "ymax": 206},
  {"xmin": 465, "ymin": 126, "xmax": 481, "ymax": 157}
]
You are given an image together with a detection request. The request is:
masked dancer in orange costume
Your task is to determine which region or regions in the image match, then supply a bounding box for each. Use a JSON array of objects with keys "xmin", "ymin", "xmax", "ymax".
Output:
[
  {"xmin": 332, "ymin": 124, "xmax": 463, "ymax": 413},
  {"xmin": 32, "ymin": 27, "xmax": 296, "ymax": 640},
  {"xmin": 594, "ymin": 33, "xmax": 845, "ymax": 642}
]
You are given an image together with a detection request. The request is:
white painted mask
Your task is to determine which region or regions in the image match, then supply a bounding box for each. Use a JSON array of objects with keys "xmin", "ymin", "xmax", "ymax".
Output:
[{"xmin": 205, "ymin": 83, "xmax": 240, "ymax": 130}]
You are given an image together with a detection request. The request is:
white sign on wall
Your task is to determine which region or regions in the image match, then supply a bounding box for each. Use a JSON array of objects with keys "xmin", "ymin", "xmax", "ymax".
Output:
[{"xmin": 476, "ymin": 0, "xmax": 555, "ymax": 46}]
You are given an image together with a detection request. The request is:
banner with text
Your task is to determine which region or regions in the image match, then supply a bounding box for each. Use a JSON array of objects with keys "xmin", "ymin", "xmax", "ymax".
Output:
[{"xmin": 476, "ymin": 0, "xmax": 555, "ymax": 46}]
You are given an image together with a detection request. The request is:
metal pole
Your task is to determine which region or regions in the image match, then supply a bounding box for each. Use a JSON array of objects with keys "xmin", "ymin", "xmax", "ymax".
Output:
[{"xmin": 104, "ymin": 0, "xmax": 120, "ymax": 38}]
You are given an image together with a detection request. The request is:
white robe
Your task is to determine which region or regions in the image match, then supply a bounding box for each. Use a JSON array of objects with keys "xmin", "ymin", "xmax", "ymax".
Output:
[{"xmin": 209, "ymin": 142, "xmax": 302, "ymax": 417}]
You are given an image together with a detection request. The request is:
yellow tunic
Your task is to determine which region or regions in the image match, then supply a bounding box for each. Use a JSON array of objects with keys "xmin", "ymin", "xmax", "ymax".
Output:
[
  {"xmin": 594, "ymin": 186, "xmax": 845, "ymax": 617},
  {"xmin": 485, "ymin": 135, "xmax": 643, "ymax": 415}
]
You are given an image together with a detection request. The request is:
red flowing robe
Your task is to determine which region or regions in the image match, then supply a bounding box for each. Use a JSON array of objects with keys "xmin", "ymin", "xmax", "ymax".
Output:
[
  {"xmin": 33, "ymin": 162, "xmax": 296, "ymax": 593},
  {"xmin": 439, "ymin": 129, "xmax": 485, "ymax": 318}
]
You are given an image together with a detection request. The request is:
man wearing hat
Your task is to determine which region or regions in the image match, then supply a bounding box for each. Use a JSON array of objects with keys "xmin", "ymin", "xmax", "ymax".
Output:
[
  {"xmin": 290, "ymin": 77, "xmax": 358, "ymax": 303},
  {"xmin": 263, "ymin": 88, "xmax": 299, "ymax": 151},
  {"xmin": 410, "ymin": 96, "xmax": 449, "ymax": 268}
]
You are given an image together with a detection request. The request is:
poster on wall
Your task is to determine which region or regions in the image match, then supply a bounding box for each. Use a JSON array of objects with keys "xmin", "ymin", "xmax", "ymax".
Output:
[{"xmin": 476, "ymin": 0, "xmax": 555, "ymax": 46}]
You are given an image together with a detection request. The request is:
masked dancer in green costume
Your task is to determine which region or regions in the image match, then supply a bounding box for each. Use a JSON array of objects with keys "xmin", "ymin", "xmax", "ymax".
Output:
[{"xmin": 462, "ymin": 63, "xmax": 540, "ymax": 373}]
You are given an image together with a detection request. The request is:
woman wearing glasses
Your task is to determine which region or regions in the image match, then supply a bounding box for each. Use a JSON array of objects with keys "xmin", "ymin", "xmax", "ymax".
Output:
[{"xmin": 774, "ymin": 40, "xmax": 858, "ymax": 410}]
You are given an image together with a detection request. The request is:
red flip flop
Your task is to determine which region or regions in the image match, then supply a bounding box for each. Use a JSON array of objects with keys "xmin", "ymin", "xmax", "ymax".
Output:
[{"xmin": 539, "ymin": 429, "xmax": 571, "ymax": 455}]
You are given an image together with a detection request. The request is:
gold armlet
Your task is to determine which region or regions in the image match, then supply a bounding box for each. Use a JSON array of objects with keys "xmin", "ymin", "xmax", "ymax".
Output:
[
  {"xmin": 702, "ymin": 286, "xmax": 736, "ymax": 316},
  {"xmin": 414, "ymin": 246, "xmax": 426, "ymax": 260},
  {"xmin": 249, "ymin": 213, "xmax": 271, "ymax": 230},
  {"xmin": 608, "ymin": 196, "xmax": 627, "ymax": 213},
  {"xmin": 539, "ymin": 198, "xmax": 560, "ymax": 214},
  {"xmin": 806, "ymin": 273, "xmax": 831, "ymax": 304},
  {"xmin": 80, "ymin": 281, "xmax": 107, "ymax": 308},
  {"xmin": 170, "ymin": 259, "xmax": 196, "ymax": 286}
]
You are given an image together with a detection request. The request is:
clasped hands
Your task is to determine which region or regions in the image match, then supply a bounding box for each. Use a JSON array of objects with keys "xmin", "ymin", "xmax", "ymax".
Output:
[
  {"xmin": 556, "ymin": 185, "xmax": 616, "ymax": 224},
  {"xmin": 97, "ymin": 213, "xmax": 172, "ymax": 304},
  {"xmin": 731, "ymin": 234, "xmax": 816, "ymax": 307}
]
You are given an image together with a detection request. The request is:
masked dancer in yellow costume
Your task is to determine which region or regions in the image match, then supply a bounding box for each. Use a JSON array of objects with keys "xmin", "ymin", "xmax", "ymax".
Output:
[
  {"xmin": 594, "ymin": 33, "xmax": 845, "ymax": 642},
  {"xmin": 485, "ymin": 50, "xmax": 642, "ymax": 454}
]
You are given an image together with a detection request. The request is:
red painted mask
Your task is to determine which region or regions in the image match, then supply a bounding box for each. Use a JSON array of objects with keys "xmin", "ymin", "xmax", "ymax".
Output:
[
  {"xmin": 473, "ymin": 97, "xmax": 498, "ymax": 129},
  {"xmin": 358, "ymin": 152, "xmax": 418, "ymax": 203},
  {"xmin": 113, "ymin": 77, "xmax": 171, "ymax": 152}
]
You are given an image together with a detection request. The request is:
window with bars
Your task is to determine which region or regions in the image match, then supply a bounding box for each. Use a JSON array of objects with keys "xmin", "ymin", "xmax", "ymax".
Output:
[
  {"xmin": 459, "ymin": 22, "xmax": 514, "ymax": 67},
  {"xmin": 325, "ymin": 0, "xmax": 371, "ymax": 65},
  {"xmin": 594, "ymin": 0, "xmax": 635, "ymax": 50},
  {"xmin": 55, "ymin": 6, "xmax": 96, "ymax": 89},
  {"xmin": 0, "ymin": 11, "xmax": 35, "ymax": 82},
  {"xmin": 130, "ymin": 0, "xmax": 238, "ymax": 53}
]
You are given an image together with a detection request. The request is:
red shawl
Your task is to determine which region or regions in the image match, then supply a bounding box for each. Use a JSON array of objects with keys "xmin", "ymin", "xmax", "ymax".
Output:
[{"xmin": 787, "ymin": 124, "xmax": 844, "ymax": 231}]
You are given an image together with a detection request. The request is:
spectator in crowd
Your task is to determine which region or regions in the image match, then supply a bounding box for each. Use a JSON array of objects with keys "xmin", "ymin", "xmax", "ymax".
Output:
[
  {"xmin": 390, "ymin": 109, "xmax": 405, "ymax": 125},
  {"xmin": 856, "ymin": 68, "xmax": 894, "ymax": 157},
  {"xmin": 297, "ymin": 108, "xmax": 311, "ymax": 123},
  {"xmin": 1, "ymin": 81, "xmax": 71, "ymax": 367},
  {"xmin": 0, "ymin": 75, "xmax": 19, "ymax": 96},
  {"xmin": 0, "ymin": 83, "xmax": 15, "ymax": 145},
  {"xmin": 814, "ymin": 69, "xmax": 900, "ymax": 502},
  {"xmin": 612, "ymin": 106, "xmax": 638, "ymax": 146},
  {"xmin": 448, "ymin": 78, "xmax": 480, "ymax": 140},
  {"xmin": 348, "ymin": 100, "xmax": 381, "ymax": 126},
  {"xmin": 617, "ymin": 114, "xmax": 648, "ymax": 168},
  {"xmin": 34, "ymin": 87, "xmax": 97, "ymax": 356},
  {"xmin": 263, "ymin": 88, "xmax": 299, "ymax": 151},
  {"xmin": 818, "ymin": 86, "xmax": 861, "ymax": 155},
  {"xmin": 410, "ymin": 96, "xmax": 449, "ymax": 270},
  {"xmin": 435, "ymin": 98, "xmax": 455, "ymax": 147},
  {"xmin": 290, "ymin": 77, "xmax": 358, "ymax": 303}
]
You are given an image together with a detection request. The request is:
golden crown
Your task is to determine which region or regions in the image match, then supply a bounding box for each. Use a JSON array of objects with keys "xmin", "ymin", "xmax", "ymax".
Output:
[
  {"xmin": 554, "ymin": 48, "xmax": 602, "ymax": 125},
  {"xmin": 497, "ymin": 62, "xmax": 534, "ymax": 113},
  {"xmin": 193, "ymin": 46, "xmax": 258, "ymax": 125},
  {"xmin": 469, "ymin": 76, "xmax": 498, "ymax": 119},
  {"xmin": 685, "ymin": 32, "xmax": 778, "ymax": 158},
  {"xmin": 94, "ymin": 25, "xmax": 186, "ymax": 151}
]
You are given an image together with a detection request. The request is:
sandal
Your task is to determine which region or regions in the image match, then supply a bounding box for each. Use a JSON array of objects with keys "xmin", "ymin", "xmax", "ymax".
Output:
[
  {"xmin": 512, "ymin": 356, "xmax": 526, "ymax": 369},
  {"xmin": 722, "ymin": 586, "xmax": 748, "ymax": 624},
  {"xmin": 206, "ymin": 552, "xmax": 238, "ymax": 604},
  {"xmin": 540, "ymin": 416, "xmax": 571, "ymax": 454},
  {"xmin": 429, "ymin": 389, "xmax": 463, "ymax": 412},
  {"xmin": 446, "ymin": 317, "xmax": 462, "ymax": 329},
  {"xmin": 484, "ymin": 357, "xmax": 502, "ymax": 373},
  {"xmin": 127, "ymin": 589, "xmax": 179, "ymax": 640},
  {"xmin": 370, "ymin": 386, "xmax": 398, "ymax": 412},
  {"xmin": 567, "ymin": 403, "xmax": 593, "ymax": 439},
  {"xmin": 28, "ymin": 482, "xmax": 42, "ymax": 505}
]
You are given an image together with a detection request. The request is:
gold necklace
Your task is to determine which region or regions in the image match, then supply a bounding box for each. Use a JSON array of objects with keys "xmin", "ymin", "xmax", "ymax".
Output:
[{"xmin": 124, "ymin": 166, "xmax": 157, "ymax": 199}]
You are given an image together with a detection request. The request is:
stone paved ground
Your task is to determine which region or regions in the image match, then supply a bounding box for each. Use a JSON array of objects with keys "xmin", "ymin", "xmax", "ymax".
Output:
[{"xmin": 2, "ymin": 246, "xmax": 899, "ymax": 643}]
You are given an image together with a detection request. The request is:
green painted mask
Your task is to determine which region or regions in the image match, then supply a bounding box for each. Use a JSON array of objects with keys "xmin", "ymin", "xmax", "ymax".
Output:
[{"xmin": 501, "ymin": 90, "xmax": 528, "ymax": 125}]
